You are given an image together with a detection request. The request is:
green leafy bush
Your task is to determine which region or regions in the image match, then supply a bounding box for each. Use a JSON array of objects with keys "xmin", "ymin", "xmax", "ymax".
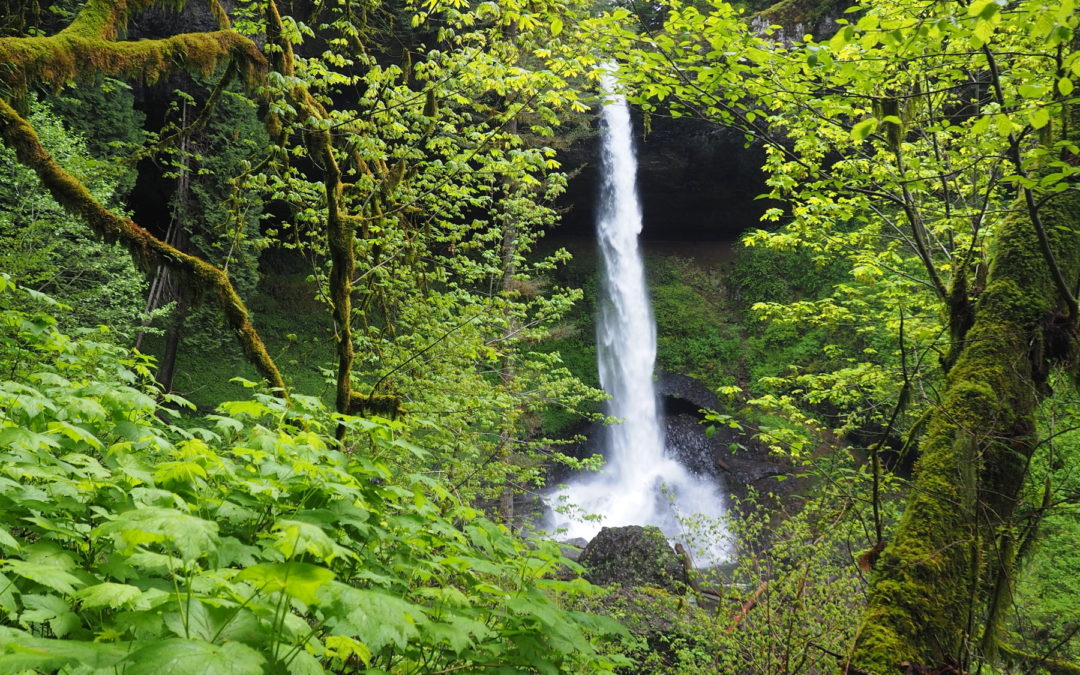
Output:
[
  {"xmin": 0, "ymin": 278, "xmax": 627, "ymax": 673},
  {"xmin": 572, "ymin": 464, "xmax": 881, "ymax": 674}
]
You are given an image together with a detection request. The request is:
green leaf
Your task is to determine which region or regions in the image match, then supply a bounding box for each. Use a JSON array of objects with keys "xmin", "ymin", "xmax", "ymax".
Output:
[
  {"xmin": 3, "ymin": 560, "xmax": 83, "ymax": 595},
  {"xmin": 283, "ymin": 648, "xmax": 324, "ymax": 675},
  {"xmin": 850, "ymin": 118, "xmax": 877, "ymax": 142},
  {"xmin": 0, "ymin": 427, "xmax": 60, "ymax": 451},
  {"xmin": 319, "ymin": 583, "xmax": 427, "ymax": 651},
  {"xmin": 238, "ymin": 562, "xmax": 335, "ymax": 605},
  {"xmin": 20, "ymin": 594, "xmax": 79, "ymax": 637},
  {"xmin": 1029, "ymin": 107, "xmax": 1050, "ymax": 130},
  {"xmin": 550, "ymin": 16, "xmax": 563, "ymax": 36},
  {"xmin": 0, "ymin": 525, "xmax": 21, "ymax": 553},
  {"xmin": 0, "ymin": 573, "xmax": 18, "ymax": 614},
  {"xmin": 97, "ymin": 507, "xmax": 219, "ymax": 560},
  {"xmin": 0, "ymin": 631, "xmax": 129, "ymax": 671},
  {"xmin": 270, "ymin": 519, "xmax": 344, "ymax": 563},
  {"xmin": 1018, "ymin": 83, "xmax": 1047, "ymax": 99},
  {"xmin": 1059, "ymin": 77, "xmax": 1074, "ymax": 96},
  {"xmin": 424, "ymin": 615, "xmax": 492, "ymax": 653},
  {"xmin": 122, "ymin": 639, "xmax": 266, "ymax": 675},
  {"xmin": 76, "ymin": 582, "xmax": 142, "ymax": 609},
  {"xmin": 856, "ymin": 13, "xmax": 878, "ymax": 29}
]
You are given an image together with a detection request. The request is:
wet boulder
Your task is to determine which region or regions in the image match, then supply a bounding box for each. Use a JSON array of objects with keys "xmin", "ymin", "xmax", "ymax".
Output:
[{"xmin": 579, "ymin": 526, "xmax": 689, "ymax": 592}]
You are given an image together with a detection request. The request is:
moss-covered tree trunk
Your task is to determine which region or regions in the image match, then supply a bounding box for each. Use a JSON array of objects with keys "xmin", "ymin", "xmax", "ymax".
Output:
[
  {"xmin": 262, "ymin": 1, "xmax": 399, "ymax": 430},
  {"xmin": 848, "ymin": 191, "xmax": 1080, "ymax": 672}
]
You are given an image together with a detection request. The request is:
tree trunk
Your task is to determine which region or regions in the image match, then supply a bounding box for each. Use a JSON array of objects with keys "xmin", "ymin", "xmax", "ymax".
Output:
[
  {"xmin": 848, "ymin": 191, "xmax": 1080, "ymax": 673},
  {"xmin": 156, "ymin": 289, "xmax": 187, "ymax": 392}
]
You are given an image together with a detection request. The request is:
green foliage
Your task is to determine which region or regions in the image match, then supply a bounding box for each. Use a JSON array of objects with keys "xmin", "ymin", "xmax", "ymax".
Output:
[
  {"xmin": 586, "ymin": 0, "xmax": 1080, "ymax": 448},
  {"xmin": 0, "ymin": 98, "xmax": 147, "ymax": 337},
  {"xmin": 240, "ymin": 0, "xmax": 608, "ymax": 505},
  {"xmin": 0, "ymin": 281, "xmax": 628, "ymax": 673},
  {"xmin": 649, "ymin": 256, "xmax": 741, "ymax": 388},
  {"xmin": 702, "ymin": 488, "xmax": 874, "ymax": 674},
  {"xmin": 575, "ymin": 0, "xmax": 1080, "ymax": 666},
  {"xmin": 49, "ymin": 77, "xmax": 145, "ymax": 195},
  {"xmin": 1007, "ymin": 378, "xmax": 1080, "ymax": 665}
]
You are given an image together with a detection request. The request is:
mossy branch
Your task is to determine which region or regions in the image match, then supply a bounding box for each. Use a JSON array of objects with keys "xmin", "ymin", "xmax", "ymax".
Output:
[
  {"xmin": 0, "ymin": 97, "xmax": 287, "ymax": 395},
  {"xmin": 264, "ymin": 1, "xmax": 400, "ymax": 426},
  {"xmin": 0, "ymin": 29, "xmax": 265, "ymax": 94},
  {"xmin": 999, "ymin": 642, "xmax": 1080, "ymax": 675}
]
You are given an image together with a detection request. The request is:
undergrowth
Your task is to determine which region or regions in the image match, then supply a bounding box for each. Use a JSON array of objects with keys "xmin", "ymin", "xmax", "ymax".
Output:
[{"xmin": 0, "ymin": 277, "xmax": 629, "ymax": 673}]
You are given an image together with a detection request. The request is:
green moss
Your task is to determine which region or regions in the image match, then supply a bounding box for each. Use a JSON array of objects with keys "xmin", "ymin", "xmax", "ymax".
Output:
[
  {"xmin": 0, "ymin": 97, "xmax": 287, "ymax": 395},
  {"xmin": 0, "ymin": 1, "xmax": 265, "ymax": 93}
]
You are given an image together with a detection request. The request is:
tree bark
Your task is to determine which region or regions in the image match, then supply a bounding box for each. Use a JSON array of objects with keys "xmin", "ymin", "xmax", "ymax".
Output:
[{"xmin": 156, "ymin": 288, "xmax": 187, "ymax": 392}]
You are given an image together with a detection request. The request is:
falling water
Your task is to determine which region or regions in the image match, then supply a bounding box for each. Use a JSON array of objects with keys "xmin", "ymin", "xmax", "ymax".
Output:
[{"xmin": 546, "ymin": 68, "xmax": 730, "ymax": 561}]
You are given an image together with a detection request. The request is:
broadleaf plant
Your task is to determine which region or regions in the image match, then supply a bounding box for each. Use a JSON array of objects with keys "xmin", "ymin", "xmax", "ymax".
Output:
[{"xmin": 0, "ymin": 279, "xmax": 628, "ymax": 673}]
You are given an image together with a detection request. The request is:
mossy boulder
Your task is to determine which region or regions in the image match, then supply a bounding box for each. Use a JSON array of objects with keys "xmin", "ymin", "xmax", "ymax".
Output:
[{"xmin": 579, "ymin": 526, "xmax": 689, "ymax": 592}]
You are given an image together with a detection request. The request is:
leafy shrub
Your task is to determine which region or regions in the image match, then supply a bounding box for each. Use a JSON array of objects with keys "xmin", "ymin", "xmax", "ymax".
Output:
[
  {"xmin": 0, "ymin": 278, "xmax": 627, "ymax": 673},
  {"xmin": 572, "ymin": 466, "xmax": 878, "ymax": 674}
]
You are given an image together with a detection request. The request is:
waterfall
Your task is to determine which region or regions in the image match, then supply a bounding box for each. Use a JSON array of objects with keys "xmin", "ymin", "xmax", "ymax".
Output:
[{"xmin": 546, "ymin": 69, "xmax": 730, "ymax": 562}]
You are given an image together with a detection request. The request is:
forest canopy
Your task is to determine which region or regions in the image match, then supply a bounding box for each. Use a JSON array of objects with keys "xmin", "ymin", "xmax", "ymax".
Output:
[{"xmin": 0, "ymin": 0, "xmax": 1077, "ymax": 673}]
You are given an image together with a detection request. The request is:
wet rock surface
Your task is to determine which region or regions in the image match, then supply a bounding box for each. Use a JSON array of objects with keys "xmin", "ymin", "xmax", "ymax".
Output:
[
  {"xmin": 579, "ymin": 526, "xmax": 689, "ymax": 592},
  {"xmin": 662, "ymin": 411, "xmax": 794, "ymax": 507},
  {"xmin": 556, "ymin": 116, "xmax": 773, "ymax": 241},
  {"xmin": 657, "ymin": 371, "xmax": 722, "ymax": 413}
]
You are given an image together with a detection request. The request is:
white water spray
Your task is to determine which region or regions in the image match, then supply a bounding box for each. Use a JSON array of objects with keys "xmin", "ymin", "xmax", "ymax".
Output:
[{"xmin": 546, "ymin": 69, "xmax": 730, "ymax": 561}]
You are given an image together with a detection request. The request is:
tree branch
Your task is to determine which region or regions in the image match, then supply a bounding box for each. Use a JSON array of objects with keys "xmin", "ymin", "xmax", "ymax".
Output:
[{"xmin": 0, "ymin": 97, "xmax": 287, "ymax": 394}]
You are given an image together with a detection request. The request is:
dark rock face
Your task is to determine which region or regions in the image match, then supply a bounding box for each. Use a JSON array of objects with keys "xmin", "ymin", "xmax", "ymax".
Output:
[
  {"xmin": 579, "ymin": 526, "xmax": 689, "ymax": 592},
  {"xmin": 657, "ymin": 371, "xmax": 721, "ymax": 414},
  {"xmin": 557, "ymin": 116, "xmax": 774, "ymax": 241},
  {"xmin": 664, "ymin": 413, "xmax": 726, "ymax": 478}
]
